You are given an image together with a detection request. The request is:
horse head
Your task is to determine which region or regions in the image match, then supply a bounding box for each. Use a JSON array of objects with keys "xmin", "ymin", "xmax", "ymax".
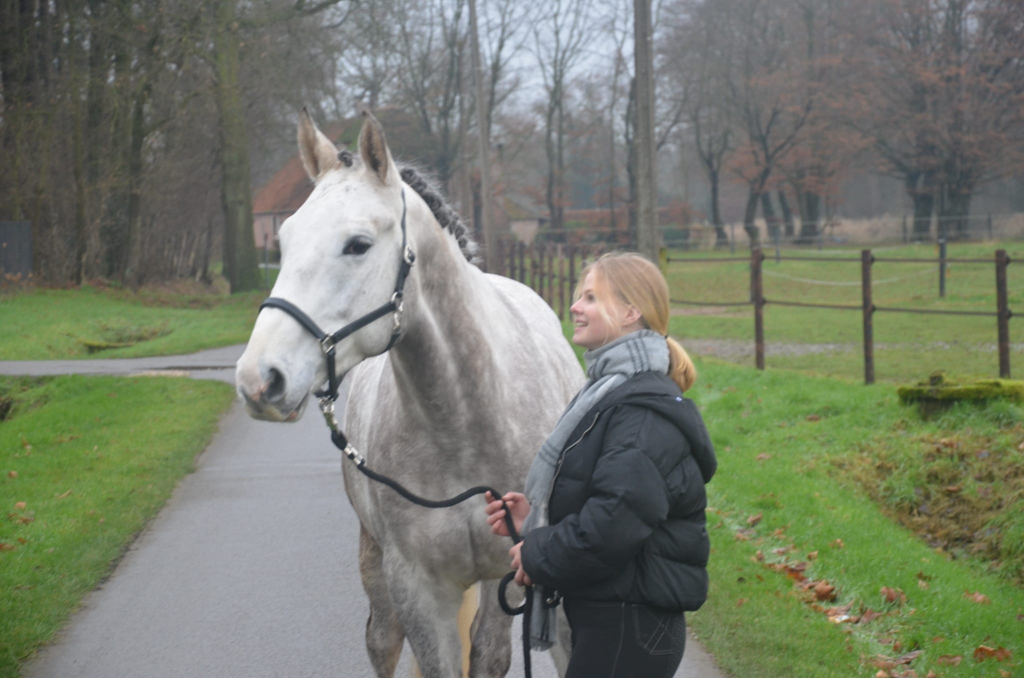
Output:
[{"xmin": 236, "ymin": 110, "xmax": 410, "ymax": 422}]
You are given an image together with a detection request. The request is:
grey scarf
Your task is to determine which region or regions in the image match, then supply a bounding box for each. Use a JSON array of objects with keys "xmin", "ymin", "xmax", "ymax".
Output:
[{"xmin": 521, "ymin": 329, "xmax": 670, "ymax": 650}]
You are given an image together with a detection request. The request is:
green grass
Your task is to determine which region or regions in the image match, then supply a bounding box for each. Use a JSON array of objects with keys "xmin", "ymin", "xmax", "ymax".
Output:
[
  {"xmin": 685, "ymin": 357, "xmax": 1024, "ymax": 677},
  {"xmin": 0, "ymin": 375, "xmax": 235, "ymax": 676},
  {"xmin": 0, "ymin": 285, "xmax": 265, "ymax": 360}
]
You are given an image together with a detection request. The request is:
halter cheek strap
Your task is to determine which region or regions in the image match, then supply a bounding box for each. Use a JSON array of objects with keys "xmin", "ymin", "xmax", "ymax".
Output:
[{"xmin": 258, "ymin": 189, "xmax": 415, "ymax": 402}]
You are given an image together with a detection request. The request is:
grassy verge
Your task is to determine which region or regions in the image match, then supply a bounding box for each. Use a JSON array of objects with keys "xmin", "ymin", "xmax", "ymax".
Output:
[
  {"xmin": 0, "ymin": 375, "xmax": 235, "ymax": 676},
  {"xmin": 0, "ymin": 285, "xmax": 264, "ymax": 360},
  {"xmin": 686, "ymin": 357, "xmax": 1024, "ymax": 677}
]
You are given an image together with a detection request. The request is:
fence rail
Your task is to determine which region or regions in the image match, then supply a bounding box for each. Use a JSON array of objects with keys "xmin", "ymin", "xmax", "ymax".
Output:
[{"xmin": 496, "ymin": 240, "xmax": 1015, "ymax": 384}]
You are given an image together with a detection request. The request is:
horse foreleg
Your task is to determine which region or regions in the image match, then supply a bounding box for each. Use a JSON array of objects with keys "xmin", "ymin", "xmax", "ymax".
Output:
[
  {"xmin": 360, "ymin": 526, "xmax": 406, "ymax": 678},
  {"xmin": 467, "ymin": 579, "xmax": 513, "ymax": 678},
  {"xmin": 385, "ymin": 557, "xmax": 464, "ymax": 678}
]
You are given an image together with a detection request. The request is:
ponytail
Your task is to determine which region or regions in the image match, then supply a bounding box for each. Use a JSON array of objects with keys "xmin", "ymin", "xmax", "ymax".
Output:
[{"xmin": 667, "ymin": 336, "xmax": 696, "ymax": 392}]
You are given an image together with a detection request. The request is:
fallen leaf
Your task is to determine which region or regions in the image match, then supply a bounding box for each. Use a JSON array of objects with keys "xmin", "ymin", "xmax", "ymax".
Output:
[
  {"xmin": 20, "ymin": 438, "xmax": 31, "ymax": 450},
  {"xmin": 973, "ymin": 645, "xmax": 1012, "ymax": 662},
  {"xmin": 831, "ymin": 538, "xmax": 845, "ymax": 549},
  {"xmin": 860, "ymin": 609, "xmax": 883, "ymax": 624},
  {"xmin": 736, "ymin": 597, "xmax": 748, "ymax": 607},
  {"xmin": 881, "ymin": 587, "xmax": 907, "ymax": 604},
  {"xmin": 931, "ymin": 636, "xmax": 945, "ymax": 643},
  {"xmin": 56, "ymin": 490, "xmax": 73, "ymax": 499},
  {"xmin": 0, "ymin": 542, "xmax": 15, "ymax": 552},
  {"xmin": 936, "ymin": 655, "xmax": 962, "ymax": 666},
  {"xmin": 806, "ymin": 414, "xmax": 821, "ymax": 421},
  {"xmin": 754, "ymin": 550, "xmax": 764, "ymax": 561},
  {"xmin": 746, "ymin": 512, "xmax": 763, "ymax": 526},
  {"xmin": 756, "ymin": 453, "xmax": 772, "ymax": 461},
  {"xmin": 807, "ymin": 550, "xmax": 818, "ymax": 561},
  {"xmin": 814, "ymin": 581, "xmax": 837, "ymax": 601},
  {"xmin": 943, "ymin": 485, "xmax": 962, "ymax": 493},
  {"xmin": 917, "ymin": 580, "xmax": 930, "ymax": 590},
  {"xmin": 963, "ymin": 590, "xmax": 991, "ymax": 604},
  {"xmin": 14, "ymin": 501, "xmax": 26, "ymax": 510},
  {"xmin": 7, "ymin": 471, "xmax": 16, "ymax": 479},
  {"xmin": 895, "ymin": 650, "xmax": 922, "ymax": 664}
]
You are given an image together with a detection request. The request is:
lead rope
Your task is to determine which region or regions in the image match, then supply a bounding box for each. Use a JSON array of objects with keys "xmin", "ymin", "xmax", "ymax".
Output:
[{"xmin": 319, "ymin": 398, "xmax": 544, "ymax": 678}]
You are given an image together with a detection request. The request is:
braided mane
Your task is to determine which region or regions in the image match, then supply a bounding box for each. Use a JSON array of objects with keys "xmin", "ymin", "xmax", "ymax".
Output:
[{"xmin": 399, "ymin": 165, "xmax": 481, "ymax": 266}]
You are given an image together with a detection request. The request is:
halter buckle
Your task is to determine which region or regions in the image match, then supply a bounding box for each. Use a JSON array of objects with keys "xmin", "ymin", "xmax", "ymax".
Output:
[
  {"xmin": 319, "ymin": 397, "xmax": 340, "ymax": 432},
  {"xmin": 319, "ymin": 335, "xmax": 336, "ymax": 355},
  {"xmin": 391, "ymin": 292, "xmax": 404, "ymax": 333},
  {"xmin": 404, "ymin": 246, "xmax": 415, "ymax": 265}
]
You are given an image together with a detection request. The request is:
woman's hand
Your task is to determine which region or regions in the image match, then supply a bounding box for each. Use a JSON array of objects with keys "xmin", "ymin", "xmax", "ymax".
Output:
[
  {"xmin": 509, "ymin": 542, "xmax": 533, "ymax": 587},
  {"xmin": 483, "ymin": 491, "xmax": 530, "ymax": 537}
]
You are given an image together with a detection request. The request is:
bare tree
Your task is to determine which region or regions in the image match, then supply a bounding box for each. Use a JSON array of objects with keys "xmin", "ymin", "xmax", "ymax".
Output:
[{"xmin": 533, "ymin": 0, "xmax": 594, "ymax": 232}]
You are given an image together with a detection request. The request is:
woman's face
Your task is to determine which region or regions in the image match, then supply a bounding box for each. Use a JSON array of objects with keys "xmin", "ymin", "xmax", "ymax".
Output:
[{"xmin": 570, "ymin": 271, "xmax": 631, "ymax": 350}]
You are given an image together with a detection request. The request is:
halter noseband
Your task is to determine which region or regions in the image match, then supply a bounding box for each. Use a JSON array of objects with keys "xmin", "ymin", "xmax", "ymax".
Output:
[{"xmin": 258, "ymin": 189, "xmax": 415, "ymax": 403}]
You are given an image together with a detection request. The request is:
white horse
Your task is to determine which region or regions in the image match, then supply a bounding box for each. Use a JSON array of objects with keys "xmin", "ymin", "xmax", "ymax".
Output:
[{"xmin": 236, "ymin": 111, "xmax": 583, "ymax": 677}]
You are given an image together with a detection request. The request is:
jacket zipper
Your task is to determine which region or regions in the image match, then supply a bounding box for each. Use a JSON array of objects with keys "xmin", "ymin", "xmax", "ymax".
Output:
[{"xmin": 547, "ymin": 411, "xmax": 601, "ymax": 507}]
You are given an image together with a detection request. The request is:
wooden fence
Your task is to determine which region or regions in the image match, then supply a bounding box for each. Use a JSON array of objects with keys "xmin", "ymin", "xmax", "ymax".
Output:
[
  {"xmin": 669, "ymin": 248, "xmax": 1014, "ymax": 384},
  {"xmin": 496, "ymin": 241, "xmax": 1015, "ymax": 384},
  {"xmin": 495, "ymin": 241, "xmax": 609, "ymax": 322}
]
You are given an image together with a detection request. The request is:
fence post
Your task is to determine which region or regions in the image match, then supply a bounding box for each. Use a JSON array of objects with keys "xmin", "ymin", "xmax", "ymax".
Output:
[
  {"xmin": 862, "ymin": 249, "xmax": 875, "ymax": 385},
  {"xmin": 264, "ymin": 240, "xmax": 270, "ymax": 290},
  {"xmin": 530, "ymin": 245, "xmax": 538, "ymax": 293},
  {"xmin": 568, "ymin": 245, "xmax": 576, "ymax": 308},
  {"xmin": 996, "ymin": 249, "xmax": 1011, "ymax": 378},
  {"xmin": 729, "ymin": 223, "xmax": 736, "ymax": 255},
  {"xmin": 901, "ymin": 214, "xmax": 908, "ymax": 243},
  {"xmin": 774, "ymin": 229, "xmax": 781, "ymax": 263},
  {"xmin": 751, "ymin": 247, "xmax": 765, "ymax": 371},
  {"xmin": 938, "ymin": 239, "xmax": 947, "ymax": 298},
  {"xmin": 547, "ymin": 244, "xmax": 555, "ymax": 307},
  {"xmin": 518, "ymin": 242, "xmax": 526, "ymax": 283},
  {"xmin": 558, "ymin": 246, "xmax": 566, "ymax": 320},
  {"xmin": 507, "ymin": 239, "xmax": 515, "ymax": 278},
  {"xmin": 987, "ymin": 213, "xmax": 993, "ymax": 241}
]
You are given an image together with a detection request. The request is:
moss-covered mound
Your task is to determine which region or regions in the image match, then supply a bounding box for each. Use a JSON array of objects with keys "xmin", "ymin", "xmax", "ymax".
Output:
[{"xmin": 898, "ymin": 372, "xmax": 1024, "ymax": 418}]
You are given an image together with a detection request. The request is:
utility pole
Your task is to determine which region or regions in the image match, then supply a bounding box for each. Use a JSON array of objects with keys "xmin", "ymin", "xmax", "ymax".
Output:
[
  {"xmin": 633, "ymin": 0, "xmax": 658, "ymax": 262},
  {"xmin": 469, "ymin": 0, "xmax": 499, "ymax": 273}
]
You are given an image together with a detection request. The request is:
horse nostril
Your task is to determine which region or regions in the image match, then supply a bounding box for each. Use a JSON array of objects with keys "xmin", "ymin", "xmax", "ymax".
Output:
[{"xmin": 264, "ymin": 368, "xmax": 286, "ymax": 404}]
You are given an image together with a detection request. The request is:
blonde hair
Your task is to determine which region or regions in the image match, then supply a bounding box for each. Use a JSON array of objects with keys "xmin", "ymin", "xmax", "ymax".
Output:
[{"xmin": 576, "ymin": 252, "xmax": 697, "ymax": 392}]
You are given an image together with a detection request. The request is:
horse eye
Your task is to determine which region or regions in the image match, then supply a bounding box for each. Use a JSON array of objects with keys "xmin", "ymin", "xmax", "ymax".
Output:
[{"xmin": 343, "ymin": 239, "xmax": 372, "ymax": 256}]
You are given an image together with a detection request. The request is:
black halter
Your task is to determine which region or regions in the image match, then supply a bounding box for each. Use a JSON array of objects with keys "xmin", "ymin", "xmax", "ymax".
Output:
[{"xmin": 258, "ymin": 189, "xmax": 415, "ymax": 402}]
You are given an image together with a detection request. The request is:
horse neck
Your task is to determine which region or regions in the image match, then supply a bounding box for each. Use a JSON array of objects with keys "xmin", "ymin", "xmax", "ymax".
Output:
[{"xmin": 387, "ymin": 206, "xmax": 498, "ymax": 429}]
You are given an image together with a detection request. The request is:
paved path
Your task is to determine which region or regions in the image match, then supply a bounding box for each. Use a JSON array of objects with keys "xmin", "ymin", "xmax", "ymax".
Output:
[{"xmin": 7, "ymin": 347, "xmax": 726, "ymax": 678}]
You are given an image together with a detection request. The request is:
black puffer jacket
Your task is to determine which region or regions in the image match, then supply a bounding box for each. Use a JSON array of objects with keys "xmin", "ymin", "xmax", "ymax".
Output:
[{"xmin": 520, "ymin": 371, "xmax": 716, "ymax": 612}]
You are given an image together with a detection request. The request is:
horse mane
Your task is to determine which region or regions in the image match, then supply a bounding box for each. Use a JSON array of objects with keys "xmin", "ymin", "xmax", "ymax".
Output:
[{"xmin": 398, "ymin": 165, "xmax": 481, "ymax": 266}]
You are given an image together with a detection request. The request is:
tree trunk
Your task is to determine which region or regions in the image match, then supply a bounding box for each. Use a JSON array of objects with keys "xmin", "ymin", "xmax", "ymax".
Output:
[
  {"xmin": 633, "ymin": 0, "xmax": 658, "ymax": 262},
  {"xmin": 124, "ymin": 83, "xmax": 149, "ymax": 288},
  {"xmin": 760, "ymin": 191, "xmax": 779, "ymax": 239},
  {"xmin": 777, "ymin": 189, "xmax": 795, "ymax": 237},
  {"xmin": 213, "ymin": 0, "xmax": 260, "ymax": 293},
  {"xmin": 742, "ymin": 189, "xmax": 760, "ymax": 245},
  {"xmin": 710, "ymin": 168, "xmax": 727, "ymax": 247},
  {"xmin": 905, "ymin": 170, "xmax": 936, "ymax": 241},
  {"xmin": 941, "ymin": 186, "xmax": 972, "ymax": 240},
  {"xmin": 798, "ymin": 192, "xmax": 820, "ymax": 243}
]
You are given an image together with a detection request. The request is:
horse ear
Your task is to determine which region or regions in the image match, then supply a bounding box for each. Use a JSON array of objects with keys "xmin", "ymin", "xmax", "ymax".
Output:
[
  {"xmin": 358, "ymin": 110, "xmax": 396, "ymax": 186},
  {"xmin": 298, "ymin": 107, "xmax": 340, "ymax": 181}
]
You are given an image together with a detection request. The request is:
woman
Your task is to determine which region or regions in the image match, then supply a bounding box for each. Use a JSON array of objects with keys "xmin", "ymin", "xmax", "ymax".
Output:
[{"xmin": 484, "ymin": 252, "xmax": 716, "ymax": 678}]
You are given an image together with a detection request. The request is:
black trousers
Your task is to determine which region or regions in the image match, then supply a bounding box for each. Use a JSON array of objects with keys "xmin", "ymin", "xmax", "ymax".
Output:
[{"xmin": 563, "ymin": 598, "xmax": 687, "ymax": 678}]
